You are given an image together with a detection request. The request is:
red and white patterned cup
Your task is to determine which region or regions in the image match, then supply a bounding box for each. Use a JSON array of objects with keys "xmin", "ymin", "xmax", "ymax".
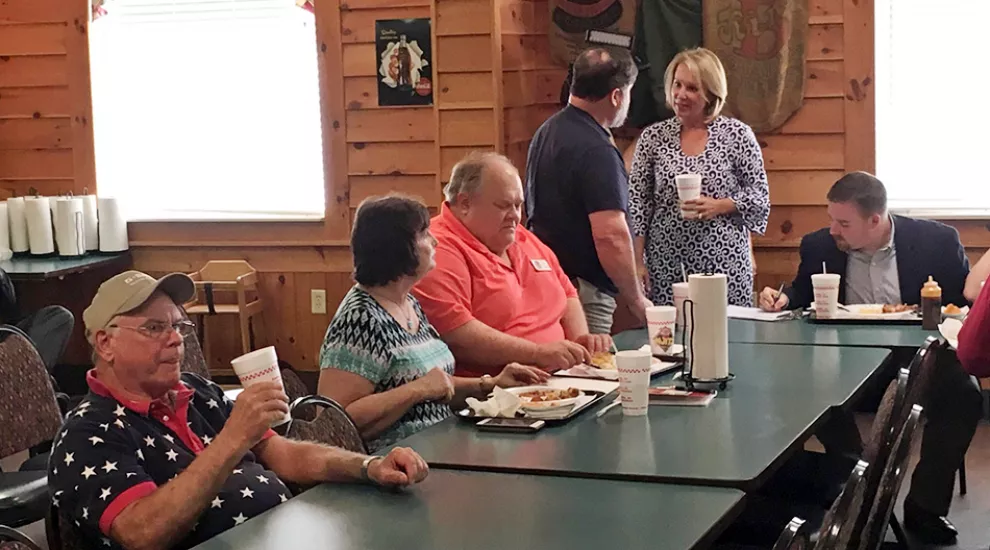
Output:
[
  {"xmin": 230, "ymin": 346, "xmax": 291, "ymax": 426},
  {"xmin": 616, "ymin": 349, "xmax": 652, "ymax": 416}
]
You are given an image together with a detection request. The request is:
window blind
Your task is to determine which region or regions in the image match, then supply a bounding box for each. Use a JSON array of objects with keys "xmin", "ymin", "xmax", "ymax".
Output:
[
  {"xmin": 90, "ymin": 0, "xmax": 325, "ymax": 220},
  {"xmin": 875, "ymin": 0, "xmax": 990, "ymax": 216}
]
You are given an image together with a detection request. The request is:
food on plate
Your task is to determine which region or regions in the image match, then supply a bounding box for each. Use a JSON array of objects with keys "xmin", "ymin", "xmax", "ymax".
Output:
[
  {"xmin": 944, "ymin": 304, "xmax": 963, "ymax": 315},
  {"xmin": 589, "ymin": 351, "xmax": 616, "ymax": 370},
  {"xmin": 517, "ymin": 387, "xmax": 580, "ymax": 403},
  {"xmin": 882, "ymin": 304, "xmax": 917, "ymax": 314}
]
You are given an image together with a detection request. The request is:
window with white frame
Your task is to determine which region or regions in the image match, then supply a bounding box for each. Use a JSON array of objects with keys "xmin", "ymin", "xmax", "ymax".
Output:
[
  {"xmin": 875, "ymin": 0, "xmax": 990, "ymax": 217},
  {"xmin": 90, "ymin": 0, "xmax": 325, "ymax": 221}
]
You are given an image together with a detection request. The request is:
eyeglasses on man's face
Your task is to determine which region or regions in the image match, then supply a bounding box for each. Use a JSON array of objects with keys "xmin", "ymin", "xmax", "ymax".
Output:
[{"xmin": 109, "ymin": 319, "xmax": 196, "ymax": 340}]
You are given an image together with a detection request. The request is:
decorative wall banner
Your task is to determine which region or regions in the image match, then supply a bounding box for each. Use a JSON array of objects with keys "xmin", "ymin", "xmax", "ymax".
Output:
[
  {"xmin": 704, "ymin": 0, "xmax": 809, "ymax": 133},
  {"xmin": 375, "ymin": 18, "xmax": 434, "ymax": 107},
  {"xmin": 627, "ymin": 0, "xmax": 702, "ymax": 128},
  {"xmin": 548, "ymin": 0, "xmax": 639, "ymax": 67}
]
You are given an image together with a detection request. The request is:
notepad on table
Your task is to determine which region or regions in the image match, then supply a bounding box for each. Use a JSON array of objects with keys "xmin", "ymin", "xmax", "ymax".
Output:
[
  {"xmin": 726, "ymin": 306, "xmax": 794, "ymax": 322},
  {"xmin": 648, "ymin": 387, "xmax": 716, "ymax": 407}
]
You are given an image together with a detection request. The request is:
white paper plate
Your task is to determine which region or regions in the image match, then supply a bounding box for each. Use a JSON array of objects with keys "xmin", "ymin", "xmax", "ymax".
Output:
[
  {"xmin": 556, "ymin": 357, "xmax": 677, "ymax": 380},
  {"xmin": 811, "ymin": 303, "xmax": 918, "ymax": 320},
  {"xmin": 506, "ymin": 385, "xmax": 584, "ymax": 411},
  {"xmin": 942, "ymin": 305, "xmax": 969, "ymax": 320}
]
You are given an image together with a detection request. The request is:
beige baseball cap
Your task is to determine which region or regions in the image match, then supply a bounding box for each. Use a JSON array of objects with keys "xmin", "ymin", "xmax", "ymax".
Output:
[{"xmin": 83, "ymin": 270, "xmax": 196, "ymax": 343}]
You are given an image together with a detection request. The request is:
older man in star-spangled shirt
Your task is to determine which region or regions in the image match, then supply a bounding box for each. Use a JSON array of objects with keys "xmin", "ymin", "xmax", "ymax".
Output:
[{"xmin": 49, "ymin": 270, "xmax": 429, "ymax": 550}]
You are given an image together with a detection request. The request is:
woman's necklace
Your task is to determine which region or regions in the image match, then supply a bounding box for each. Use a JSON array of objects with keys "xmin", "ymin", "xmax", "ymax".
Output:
[{"xmin": 364, "ymin": 287, "xmax": 414, "ymax": 330}]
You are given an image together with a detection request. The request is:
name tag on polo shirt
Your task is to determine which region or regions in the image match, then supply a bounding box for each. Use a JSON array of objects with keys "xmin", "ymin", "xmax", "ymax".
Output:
[{"xmin": 531, "ymin": 259, "xmax": 552, "ymax": 272}]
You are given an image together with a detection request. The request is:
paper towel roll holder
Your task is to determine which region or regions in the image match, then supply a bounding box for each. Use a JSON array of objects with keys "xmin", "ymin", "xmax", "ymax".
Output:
[{"xmin": 680, "ymin": 298, "xmax": 734, "ymax": 391}]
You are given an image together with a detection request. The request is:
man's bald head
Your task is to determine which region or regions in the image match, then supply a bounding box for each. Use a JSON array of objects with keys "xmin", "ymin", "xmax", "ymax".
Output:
[
  {"xmin": 443, "ymin": 151, "xmax": 523, "ymax": 256},
  {"xmin": 570, "ymin": 48, "xmax": 638, "ymax": 101},
  {"xmin": 443, "ymin": 151, "xmax": 517, "ymax": 203}
]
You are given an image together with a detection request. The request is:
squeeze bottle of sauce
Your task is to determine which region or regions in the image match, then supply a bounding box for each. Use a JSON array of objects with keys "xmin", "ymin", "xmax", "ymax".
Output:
[{"xmin": 921, "ymin": 276, "xmax": 942, "ymax": 330}]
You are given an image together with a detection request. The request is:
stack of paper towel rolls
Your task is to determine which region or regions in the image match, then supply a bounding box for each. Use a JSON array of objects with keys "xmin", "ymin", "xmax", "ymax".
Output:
[
  {"xmin": 7, "ymin": 197, "xmax": 28, "ymax": 254},
  {"xmin": 5, "ymin": 194, "xmax": 128, "ymax": 257},
  {"xmin": 82, "ymin": 195, "xmax": 98, "ymax": 251},
  {"xmin": 55, "ymin": 197, "xmax": 85, "ymax": 257},
  {"xmin": 98, "ymin": 197, "xmax": 128, "ymax": 252},
  {"xmin": 25, "ymin": 196, "xmax": 54, "ymax": 255}
]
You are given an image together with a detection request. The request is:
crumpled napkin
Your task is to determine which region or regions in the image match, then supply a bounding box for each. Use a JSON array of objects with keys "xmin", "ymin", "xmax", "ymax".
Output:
[
  {"xmin": 939, "ymin": 318, "xmax": 963, "ymax": 350},
  {"xmin": 465, "ymin": 386, "xmax": 521, "ymax": 418}
]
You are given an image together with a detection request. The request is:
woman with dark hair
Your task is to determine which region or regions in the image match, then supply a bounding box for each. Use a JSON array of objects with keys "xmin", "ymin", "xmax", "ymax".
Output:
[{"xmin": 317, "ymin": 194, "xmax": 549, "ymax": 452}]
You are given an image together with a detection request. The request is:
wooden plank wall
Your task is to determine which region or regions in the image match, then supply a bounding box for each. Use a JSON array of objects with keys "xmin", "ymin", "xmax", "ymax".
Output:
[
  {"xmin": 0, "ymin": 0, "xmax": 513, "ymax": 372},
  {"xmin": 5, "ymin": 0, "xmax": 988, "ymax": 372},
  {"xmin": 496, "ymin": 0, "xmax": 990, "ymax": 296},
  {"xmin": 751, "ymin": 0, "xmax": 853, "ymax": 290},
  {"xmin": 146, "ymin": 0, "xmax": 506, "ymax": 372},
  {"xmin": 343, "ymin": 0, "xmax": 500, "ymax": 209},
  {"xmin": 499, "ymin": 0, "xmax": 564, "ymax": 172},
  {"xmin": 0, "ymin": 0, "xmax": 96, "ymax": 198},
  {"xmin": 751, "ymin": 0, "xmax": 988, "ymax": 289},
  {"xmin": 606, "ymin": 0, "xmax": 859, "ymax": 290}
]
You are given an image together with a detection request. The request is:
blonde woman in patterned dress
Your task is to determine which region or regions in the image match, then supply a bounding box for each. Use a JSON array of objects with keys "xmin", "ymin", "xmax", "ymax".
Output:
[{"xmin": 629, "ymin": 47, "xmax": 769, "ymax": 307}]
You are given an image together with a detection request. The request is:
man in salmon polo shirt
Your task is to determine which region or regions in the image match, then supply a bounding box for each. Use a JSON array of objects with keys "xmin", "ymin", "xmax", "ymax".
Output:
[{"xmin": 412, "ymin": 151, "xmax": 613, "ymax": 377}]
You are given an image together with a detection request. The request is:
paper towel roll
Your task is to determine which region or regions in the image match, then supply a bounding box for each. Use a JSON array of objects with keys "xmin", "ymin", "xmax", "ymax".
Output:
[
  {"xmin": 98, "ymin": 197, "xmax": 128, "ymax": 252},
  {"xmin": 7, "ymin": 198, "xmax": 28, "ymax": 253},
  {"xmin": 685, "ymin": 273, "xmax": 729, "ymax": 381},
  {"xmin": 55, "ymin": 198, "xmax": 85, "ymax": 257},
  {"xmin": 81, "ymin": 195, "xmax": 99, "ymax": 251},
  {"xmin": 0, "ymin": 203, "xmax": 10, "ymax": 253},
  {"xmin": 26, "ymin": 197, "xmax": 55, "ymax": 255}
]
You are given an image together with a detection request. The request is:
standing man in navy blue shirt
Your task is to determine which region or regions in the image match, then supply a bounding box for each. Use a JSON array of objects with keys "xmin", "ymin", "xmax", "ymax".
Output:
[{"xmin": 525, "ymin": 48, "xmax": 652, "ymax": 333}]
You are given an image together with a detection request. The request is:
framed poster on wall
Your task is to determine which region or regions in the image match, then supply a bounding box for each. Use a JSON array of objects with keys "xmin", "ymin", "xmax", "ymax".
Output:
[{"xmin": 375, "ymin": 18, "xmax": 434, "ymax": 106}]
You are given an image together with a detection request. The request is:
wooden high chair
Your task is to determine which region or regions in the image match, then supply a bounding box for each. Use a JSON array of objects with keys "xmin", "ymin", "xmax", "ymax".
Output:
[{"xmin": 184, "ymin": 260, "xmax": 264, "ymax": 374}]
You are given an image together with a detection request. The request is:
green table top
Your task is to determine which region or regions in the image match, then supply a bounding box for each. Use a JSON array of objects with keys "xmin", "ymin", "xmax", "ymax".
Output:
[
  {"xmin": 389, "ymin": 344, "xmax": 890, "ymax": 491},
  {"xmin": 0, "ymin": 252, "xmax": 130, "ymax": 281},
  {"xmin": 190, "ymin": 470, "xmax": 745, "ymax": 550},
  {"xmin": 614, "ymin": 319, "xmax": 938, "ymax": 352}
]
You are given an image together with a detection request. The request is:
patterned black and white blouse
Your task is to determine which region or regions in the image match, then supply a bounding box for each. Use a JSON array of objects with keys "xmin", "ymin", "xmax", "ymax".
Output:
[{"xmin": 629, "ymin": 116, "xmax": 770, "ymax": 307}]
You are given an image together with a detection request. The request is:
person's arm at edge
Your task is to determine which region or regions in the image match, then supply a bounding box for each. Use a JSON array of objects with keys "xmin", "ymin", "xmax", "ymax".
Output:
[
  {"xmin": 442, "ymin": 320, "xmax": 546, "ymax": 372},
  {"xmin": 943, "ymin": 227, "xmax": 970, "ymax": 307},
  {"xmin": 318, "ymin": 369, "xmax": 428, "ymax": 442},
  {"xmin": 590, "ymin": 210, "xmax": 649, "ymax": 307},
  {"xmin": 956, "ymin": 280, "xmax": 990, "ymax": 377},
  {"xmin": 560, "ymin": 296, "xmax": 589, "ymax": 341},
  {"xmin": 962, "ymin": 241, "xmax": 987, "ymax": 304},
  {"xmin": 256, "ymin": 437, "xmax": 427, "ymax": 488},
  {"xmin": 782, "ymin": 234, "xmax": 816, "ymax": 310}
]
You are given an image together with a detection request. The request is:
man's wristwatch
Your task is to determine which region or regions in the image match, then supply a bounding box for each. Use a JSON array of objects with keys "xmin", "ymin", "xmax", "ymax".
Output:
[
  {"xmin": 361, "ymin": 455, "xmax": 382, "ymax": 482},
  {"xmin": 480, "ymin": 374, "xmax": 495, "ymax": 394}
]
